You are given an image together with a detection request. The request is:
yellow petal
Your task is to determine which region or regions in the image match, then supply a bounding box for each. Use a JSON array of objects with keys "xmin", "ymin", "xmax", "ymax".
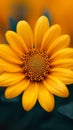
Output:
[
  {"xmin": 41, "ymin": 24, "xmax": 61, "ymax": 51},
  {"xmin": 17, "ymin": 20, "xmax": 33, "ymax": 49},
  {"xmin": 50, "ymin": 74, "xmax": 73, "ymax": 85},
  {"xmin": 34, "ymin": 16, "xmax": 49, "ymax": 49},
  {"xmin": 22, "ymin": 83, "xmax": 38, "ymax": 111},
  {"xmin": 51, "ymin": 58, "xmax": 73, "ymax": 66},
  {"xmin": 47, "ymin": 35, "xmax": 70, "ymax": 55},
  {"xmin": 50, "ymin": 68, "xmax": 73, "ymax": 84},
  {"xmin": 0, "ymin": 73, "xmax": 25, "ymax": 86},
  {"xmin": 50, "ymin": 49, "xmax": 73, "ymax": 69},
  {"xmin": 0, "ymin": 68, "xmax": 3, "ymax": 74},
  {"xmin": 51, "ymin": 48, "xmax": 73, "ymax": 60},
  {"xmin": 0, "ymin": 59, "xmax": 22, "ymax": 72},
  {"xmin": 44, "ymin": 76, "xmax": 69, "ymax": 97},
  {"xmin": 5, "ymin": 79, "xmax": 29, "ymax": 98},
  {"xmin": 38, "ymin": 84, "xmax": 54, "ymax": 112},
  {"xmin": 6, "ymin": 31, "xmax": 28, "ymax": 57},
  {"xmin": 0, "ymin": 44, "xmax": 22, "ymax": 64}
]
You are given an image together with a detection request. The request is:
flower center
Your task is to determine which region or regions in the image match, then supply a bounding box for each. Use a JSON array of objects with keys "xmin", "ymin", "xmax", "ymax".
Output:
[{"xmin": 23, "ymin": 49, "xmax": 50, "ymax": 82}]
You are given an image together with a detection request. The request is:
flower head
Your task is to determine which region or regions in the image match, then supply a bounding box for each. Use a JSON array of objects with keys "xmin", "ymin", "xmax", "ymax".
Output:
[{"xmin": 0, "ymin": 16, "xmax": 73, "ymax": 112}]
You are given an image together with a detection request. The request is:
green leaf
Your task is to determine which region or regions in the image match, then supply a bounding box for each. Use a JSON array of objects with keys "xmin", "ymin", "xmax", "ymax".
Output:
[
  {"xmin": 58, "ymin": 102, "xmax": 73, "ymax": 119},
  {"xmin": 0, "ymin": 94, "xmax": 21, "ymax": 103}
]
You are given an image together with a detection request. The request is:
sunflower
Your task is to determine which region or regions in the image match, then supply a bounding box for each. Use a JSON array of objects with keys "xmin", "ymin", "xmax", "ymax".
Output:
[{"xmin": 0, "ymin": 16, "xmax": 73, "ymax": 112}]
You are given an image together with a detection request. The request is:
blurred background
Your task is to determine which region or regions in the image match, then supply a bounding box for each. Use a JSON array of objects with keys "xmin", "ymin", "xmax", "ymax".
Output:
[
  {"xmin": 0, "ymin": 0, "xmax": 73, "ymax": 45},
  {"xmin": 0, "ymin": 0, "xmax": 73, "ymax": 130}
]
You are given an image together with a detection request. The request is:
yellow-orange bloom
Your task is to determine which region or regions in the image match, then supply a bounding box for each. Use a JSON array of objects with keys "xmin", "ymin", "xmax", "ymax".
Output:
[{"xmin": 0, "ymin": 16, "xmax": 73, "ymax": 112}]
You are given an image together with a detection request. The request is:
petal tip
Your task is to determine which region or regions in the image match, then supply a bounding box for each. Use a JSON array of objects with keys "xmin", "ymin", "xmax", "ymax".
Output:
[
  {"xmin": 37, "ymin": 15, "xmax": 49, "ymax": 25},
  {"xmin": 5, "ymin": 31, "xmax": 15, "ymax": 39},
  {"xmin": 64, "ymin": 34, "xmax": 70, "ymax": 43},
  {"xmin": 53, "ymin": 24, "xmax": 62, "ymax": 32},
  {"xmin": 65, "ymin": 89, "xmax": 69, "ymax": 98},
  {"xmin": 22, "ymin": 96, "xmax": 32, "ymax": 111},
  {"xmin": 4, "ymin": 90, "xmax": 10, "ymax": 99},
  {"xmin": 17, "ymin": 20, "xmax": 31, "ymax": 30},
  {"xmin": 17, "ymin": 20, "xmax": 28, "ymax": 27}
]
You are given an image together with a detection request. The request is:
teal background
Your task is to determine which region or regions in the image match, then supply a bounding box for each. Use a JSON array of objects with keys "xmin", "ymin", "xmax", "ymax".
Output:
[{"xmin": 0, "ymin": 85, "xmax": 73, "ymax": 130}]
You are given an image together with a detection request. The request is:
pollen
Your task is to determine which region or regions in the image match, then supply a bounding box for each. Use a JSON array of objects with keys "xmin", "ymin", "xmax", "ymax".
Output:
[{"xmin": 22, "ymin": 49, "xmax": 50, "ymax": 82}]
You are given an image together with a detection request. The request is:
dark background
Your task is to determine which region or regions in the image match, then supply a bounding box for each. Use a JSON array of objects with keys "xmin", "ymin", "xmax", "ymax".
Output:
[{"xmin": 0, "ymin": 85, "xmax": 73, "ymax": 130}]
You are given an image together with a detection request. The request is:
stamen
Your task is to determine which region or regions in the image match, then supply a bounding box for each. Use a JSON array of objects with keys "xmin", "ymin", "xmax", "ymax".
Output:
[{"xmin": 22, "ymin": 49, "xmax": 50, "ymax": 82}]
